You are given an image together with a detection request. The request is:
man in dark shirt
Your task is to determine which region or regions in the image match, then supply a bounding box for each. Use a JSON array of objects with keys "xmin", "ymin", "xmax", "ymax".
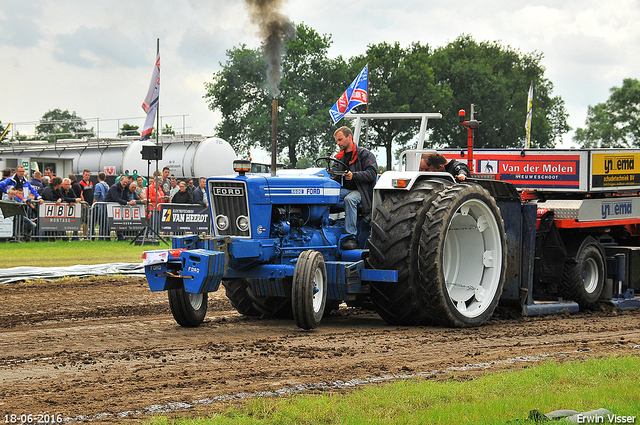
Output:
[
  {"xmin": 330, "ymin": 126, "xmax": 378, "ymax": 250},
  {"xmin": 421, "ymin": 153, "xmax": 470, "ymax": 181}
]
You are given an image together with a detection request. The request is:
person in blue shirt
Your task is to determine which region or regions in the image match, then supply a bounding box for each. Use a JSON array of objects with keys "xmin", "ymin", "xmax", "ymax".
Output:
[{"xmin": 0, "ymin": 166, "xmax": 44, "ymax": 204}]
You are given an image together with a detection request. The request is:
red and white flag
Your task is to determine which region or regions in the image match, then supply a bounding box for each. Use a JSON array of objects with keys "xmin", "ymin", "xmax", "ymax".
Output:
[{"xmin": 141, "ymin": 52, "xmax": 160, "ymax": 141}]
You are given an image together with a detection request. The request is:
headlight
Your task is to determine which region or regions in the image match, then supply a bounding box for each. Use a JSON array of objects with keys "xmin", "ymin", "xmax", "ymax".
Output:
[
  {"xmin": 236, "ymin": 215, "xmax": 249, "ymax": 232},
  {"xmin": 215, "ymin": 215, "xmax": 229, "ymax": 231}
]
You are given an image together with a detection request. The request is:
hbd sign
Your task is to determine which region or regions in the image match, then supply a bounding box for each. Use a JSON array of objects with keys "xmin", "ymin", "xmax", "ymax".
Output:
[
  {"xmin": 38, "ymin": 202, "xmax": 82, "ymax": 231},
  {"xmin": 107, "ymin": 204, "xmax": 145, "ymax": 231}
]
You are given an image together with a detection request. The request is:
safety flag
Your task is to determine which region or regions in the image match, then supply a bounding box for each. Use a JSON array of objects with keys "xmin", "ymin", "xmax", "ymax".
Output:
[
  {"xmin": 141, "ymin": 52, "xmax": 160, "ymax": 141},
  {"xmin": 329, "ymin": 64, "xmax": 368, "ymax": 124},
  {"xmin": 524, "ymin": 81, "xmax": 533, "ymax": 149}
]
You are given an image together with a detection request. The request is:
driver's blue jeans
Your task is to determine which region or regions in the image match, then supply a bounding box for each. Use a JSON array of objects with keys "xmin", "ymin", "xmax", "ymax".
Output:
[{"xmin": 339, "ymin": 188, "xmax": 361, "ymax": 237}]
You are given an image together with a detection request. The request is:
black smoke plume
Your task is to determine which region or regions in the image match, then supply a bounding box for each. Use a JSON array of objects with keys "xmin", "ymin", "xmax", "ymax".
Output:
[{"xmin": 245, "ymin": 0, "xmax": 295, "ymax": 98}]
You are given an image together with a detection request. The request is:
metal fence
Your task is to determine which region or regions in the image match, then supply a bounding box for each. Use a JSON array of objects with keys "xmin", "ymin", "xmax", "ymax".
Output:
[{"xmin": 0, "ymin": 202, "xmax": 212, "ymax": 242}]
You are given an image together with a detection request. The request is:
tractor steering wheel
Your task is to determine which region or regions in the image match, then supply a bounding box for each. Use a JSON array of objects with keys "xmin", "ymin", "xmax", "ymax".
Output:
[{"xmin": 315, "ymin": 156, "xmax": 350, "ymax": 178}]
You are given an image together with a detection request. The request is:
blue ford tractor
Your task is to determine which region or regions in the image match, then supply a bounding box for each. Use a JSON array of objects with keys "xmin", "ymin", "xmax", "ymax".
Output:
[{"xmin": 143, "ymin": 112, "xmax": 516, "ymax": 329}]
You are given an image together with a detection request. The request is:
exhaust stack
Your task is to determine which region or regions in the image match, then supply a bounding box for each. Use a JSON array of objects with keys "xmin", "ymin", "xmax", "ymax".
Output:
[{"xmin": 271, "ymin": 98, "xmax": 278, "ymax": 176}]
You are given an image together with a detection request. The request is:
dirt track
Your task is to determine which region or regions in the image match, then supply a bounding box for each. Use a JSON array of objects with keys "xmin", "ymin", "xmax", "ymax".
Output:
[{"xmin": 1, "ymin": 276, "xmax": 640, "ymax": 423}]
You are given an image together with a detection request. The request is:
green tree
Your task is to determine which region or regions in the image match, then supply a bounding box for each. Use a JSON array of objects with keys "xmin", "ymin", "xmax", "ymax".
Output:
[
  {"xmin": 118, "ymin": 123, "xmax": 140, "ymax": 137},
  {"xmin": 427, "ymin": 35, "xmax": 569, "ymax": 149},
  {"xmin": 162, "ymin": 124, "xmax": 175, "ymax": 136},
  {"xmin": 204, "ymin": 23, "xmax": 349, "ymax": 167},
  {"xmin": 36, "ymin": 109, "xmax": 93, "ymax": 142},
  {"xmin": 349, "ymin": 41, "xmax": 448, "ymax": 169},
  {"xmin": 574, "ymin": 78, "xmax": 640, "ymax": 148}
]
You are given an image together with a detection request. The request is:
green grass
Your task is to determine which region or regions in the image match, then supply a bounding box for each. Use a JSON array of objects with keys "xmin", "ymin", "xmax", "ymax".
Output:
[
  {"xmin": 0, "ymin": 239, "xmax": 167, "ymax": 267},
  {"xmin": 146, "ymin": 356, "xmax": 640, "ymax": 425}
]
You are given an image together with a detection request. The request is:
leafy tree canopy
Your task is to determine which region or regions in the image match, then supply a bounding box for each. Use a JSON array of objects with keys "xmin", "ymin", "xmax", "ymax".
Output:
[
  {"xmin": 204, "ymin": 23, "xmax": 349, "ymax": 167},
  {"xmin": 205, "ymin": 31, "xmax": 569, "ymax": 168},
  {"xmin": 574, "ymin": 78, "xmax": 640, "ymax": 148},
  {"xmin": 118, "ymin": 123, "xmax": 140, "ymax": 137},
  {"xmin": 36, "ymin": 109, "xmax": 93, "ymax": 142}
]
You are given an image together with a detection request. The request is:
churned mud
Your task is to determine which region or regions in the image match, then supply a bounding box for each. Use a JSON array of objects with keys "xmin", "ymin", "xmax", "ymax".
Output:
[{"xmin": 1, "ymin": 276, "xmax": 639, "ymax": 422}]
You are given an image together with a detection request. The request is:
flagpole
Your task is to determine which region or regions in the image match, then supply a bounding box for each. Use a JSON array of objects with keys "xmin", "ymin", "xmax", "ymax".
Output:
[{"xmin": 155, "ymin": 38, "xmax": 160, "ymax": 236}]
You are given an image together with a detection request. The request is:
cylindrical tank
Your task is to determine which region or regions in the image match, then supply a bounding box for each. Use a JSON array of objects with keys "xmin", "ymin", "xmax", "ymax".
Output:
[
  {"xmin": 0, "ymin": 136, "xmax": 238, "ymax": 179},
  {"xmin": 192, "ymin": 137, "xmax": 237, "ymax": 177}
]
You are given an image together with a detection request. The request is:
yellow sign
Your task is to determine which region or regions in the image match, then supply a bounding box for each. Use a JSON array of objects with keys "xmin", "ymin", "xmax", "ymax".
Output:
[{"xmin": 592, "ymin": 152, "xmax": 640, "ymax": 175}]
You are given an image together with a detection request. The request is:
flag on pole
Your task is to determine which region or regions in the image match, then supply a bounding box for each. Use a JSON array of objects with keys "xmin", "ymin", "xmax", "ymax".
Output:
[
  {"xmin": 524, "ymin": 81, "xmax": 533, "ymax": 149},
  {"xmin": 141, "ymin": 52, "xmax": 160, "ymax": 141},
  {"xmin": 329, "ymin": 64, "xmax": 368, "ymax": 124}
]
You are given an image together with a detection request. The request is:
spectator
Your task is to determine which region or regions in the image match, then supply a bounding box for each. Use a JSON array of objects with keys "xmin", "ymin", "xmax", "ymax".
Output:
[
  {"xmin": 5, "ymin": 188, "xmax": 36, "ymax": 240},
  {"xmin": 135, "ymin": 176, "xmax": 147, "ymax": 202},
  {"xmin": 2, "ymin": 187, "xmax": 17, "ymax": 201},
  {"xmin": 42, "ymin": 177, "xmax": 65, "ymax": 203},
  {"xmin": 105, "ymin": 175, "xmax": 135, "ymax": 206},
  {"xmin": 79, "ymin": 169, "xmax": 94, "ymax": 237},
  {"xmin": 128, "ymin": 182, "xmax": 146, "ymax": 205},
  {"xmin": 0, "ymin": 166, "xmax": 44, "ymax": 205},
  {"xmin": 2, "ymin": 169, "xmax": 10, "ymax": 179},
  {"xmin": 104, "ymin": 175, "xmax": 135, "ymax": 241},
  {"xmin": 30, "ymin": 171, "xmax": 43, "ymax": 194},
  {"xmin": 41, "ymin": 176, "xmax": 50, "ymax": 188},
  {"xmin": 68, "ymin": 174, "xmax": 82, "ymax": 198},
  {"xmin": 169, "ymin": 175, "xmax": 179, "ymax": 200},
  {"xmin": 193, "ymin": 177, "xmax": 208, "ymax": 207},
  {"xmin": 172, "ymin": 181, "xmax": 193, "ymax": 204},
  {"xmin": 147, "ymin": 176, "xmax": 167, "ymax": 220},
  {"xmin": 94, "ymin": 172, "xmax": 109, "ymax": 202},
  {"xmin": 44, "ymin": 167, "xmax": 55, "ymax": 180},
  {"xmin": 161, "ymin": 167, "xmax": 171, "ymax": 195},
  {"xmin": 187, "ymin": 178, "xmax": 195, "ymax": 193},
  {"xmin": 60, "ymin": 178, "xmax": 82, "ymax": 203},
  {"xmin": 93, "ymin": 172, "xmax": 110, "ymax": 238}
]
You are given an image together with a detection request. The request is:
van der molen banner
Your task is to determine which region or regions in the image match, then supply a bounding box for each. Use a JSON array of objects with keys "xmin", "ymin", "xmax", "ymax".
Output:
[{"xmin": 159, "ymin": 205, "xmax": 210, "ymax": 233}]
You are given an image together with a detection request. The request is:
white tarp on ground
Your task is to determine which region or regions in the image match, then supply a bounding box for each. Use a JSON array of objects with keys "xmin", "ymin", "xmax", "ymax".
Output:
[{"xmin": 0, "ymin": 263, "xmax": 145, "ymax": 284}]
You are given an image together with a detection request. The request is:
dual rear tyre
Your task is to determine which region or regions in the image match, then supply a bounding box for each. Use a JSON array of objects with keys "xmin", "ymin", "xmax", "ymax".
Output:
[{"xmin": 369, "ymin": 182, "xmax": 507, "ymax": 327}]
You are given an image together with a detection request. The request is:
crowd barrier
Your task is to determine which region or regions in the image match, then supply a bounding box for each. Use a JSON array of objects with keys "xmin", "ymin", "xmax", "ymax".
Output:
[{"xmin": 0, "ymin": 202, "xmax": 212, "ymax": 242}]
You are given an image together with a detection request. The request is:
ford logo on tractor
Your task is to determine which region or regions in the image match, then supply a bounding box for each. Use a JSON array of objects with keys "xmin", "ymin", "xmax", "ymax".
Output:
[{"xmin": 213, "ymin": 187, "xmax": 244, "ymax": 196}]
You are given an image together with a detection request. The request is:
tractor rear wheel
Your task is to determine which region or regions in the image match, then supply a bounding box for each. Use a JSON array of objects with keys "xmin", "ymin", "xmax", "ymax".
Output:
[
  {"xmin": 418, "ymin": 184, "xmax": 507, "ymax": 327},
  {"xmin": 246, "ymin": 280, "xmax": 293, "ymax": 319},
  {"xmin": 367, "ymin": 179, "xmax": 450, "ymax": 325},
  {"xmin": 168, "ymin": 285, "xmax": 208, "ymax": 327},
  {"xmin": 560, "ymin": 243, "xmax": 605, "ymax": 308},
  {"xmin": 292, "ymin": 250, "xmax": 327, "ymax": 330},
  {"xmin": 222, "ymin": 279, "xmax": 261, "ymax": 317}
]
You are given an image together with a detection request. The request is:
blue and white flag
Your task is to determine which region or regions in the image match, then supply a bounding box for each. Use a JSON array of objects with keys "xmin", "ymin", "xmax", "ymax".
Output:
[
  {"xmin": 329, "ymin": 64, "xmax": 368, "ymax": 124},
  {"xmin": 141, "ymin": 52, "xmax": 160, "ymax": 141}
]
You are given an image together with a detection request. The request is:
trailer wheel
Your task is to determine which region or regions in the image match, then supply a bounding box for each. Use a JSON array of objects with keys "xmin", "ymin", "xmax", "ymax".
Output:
[
  {"xmin": 222, "ymin": 279, "xmax": 261, "ymax": 317},
  {"xmin": 418, "ymin": 184, "xmax": 506, "ymax": 327},
  {"xmin": 368, "ymin": 179, "xmax": 450, "ymax": 325},
  {"xmin": 292, "ymin": 250, "xmax": 327, "ymax": 330},
  {"xmin": 168, "ymin": 286, "xmax": 208, "ymax": 327},
  {"xmin": 560, "ymin": 243, "xmax": 605, "ymax": 308}
]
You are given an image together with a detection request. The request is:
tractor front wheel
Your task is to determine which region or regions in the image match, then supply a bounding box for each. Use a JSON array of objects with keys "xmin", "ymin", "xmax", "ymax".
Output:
[
  {"xmin": 168, "ymin": 285, "xmax": 208, "ymax": 327},
  {"xmin": 292, "ymin": 250, "xmax": 327, "ymax": 330}
]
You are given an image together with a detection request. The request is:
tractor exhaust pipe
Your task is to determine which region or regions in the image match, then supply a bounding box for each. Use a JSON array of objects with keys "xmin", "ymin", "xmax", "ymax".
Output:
[{"xmin": 271, "ymin": 98, "xmax": 278, "ymax": 176}]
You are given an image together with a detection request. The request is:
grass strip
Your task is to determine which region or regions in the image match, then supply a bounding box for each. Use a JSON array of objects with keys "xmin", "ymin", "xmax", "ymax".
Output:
[{"xmin": 147, "ymin": 355, "xmax": 640, "ymax": 425}]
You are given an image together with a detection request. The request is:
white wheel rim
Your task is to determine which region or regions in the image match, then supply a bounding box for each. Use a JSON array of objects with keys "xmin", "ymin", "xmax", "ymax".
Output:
[
  {"xmin": 312, "ymin": 267, "xmax": 325, "ymax": 313},
  {"xmin": 443, "ymin": 199, "xmax": 502, "ymax": 318},
  {"xmin": 583, "ymin": 257, "xmax": 599, "ymax": 294},
  {"xmin": 188, "ymin": 293, "xmax": 204, "ymax": 310}
]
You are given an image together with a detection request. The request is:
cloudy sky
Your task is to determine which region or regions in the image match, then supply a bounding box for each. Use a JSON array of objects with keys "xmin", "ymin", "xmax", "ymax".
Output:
[{"xmin": 1, "ymin": 0, "xmax": 639, "ymax": 152}]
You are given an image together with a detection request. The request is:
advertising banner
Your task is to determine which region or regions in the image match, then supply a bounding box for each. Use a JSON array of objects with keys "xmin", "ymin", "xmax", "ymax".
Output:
[
  {"xmin": 38, "ymin": 202, "xmax": 83, "ymax": 232},
  {"xmin": 440, "ymin": 149, "xmax": 588, "ymax": 192},
  {"xmin": 107, "ymin": 204, "xmax": 145, "ymax": 231},
  {"xmin": 159, "ymin": 204, "xmax": 210, "ymax": 233},
  {"xmin": 591, "ymin": 151, "xmax": 640, "ymax": 190}
]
